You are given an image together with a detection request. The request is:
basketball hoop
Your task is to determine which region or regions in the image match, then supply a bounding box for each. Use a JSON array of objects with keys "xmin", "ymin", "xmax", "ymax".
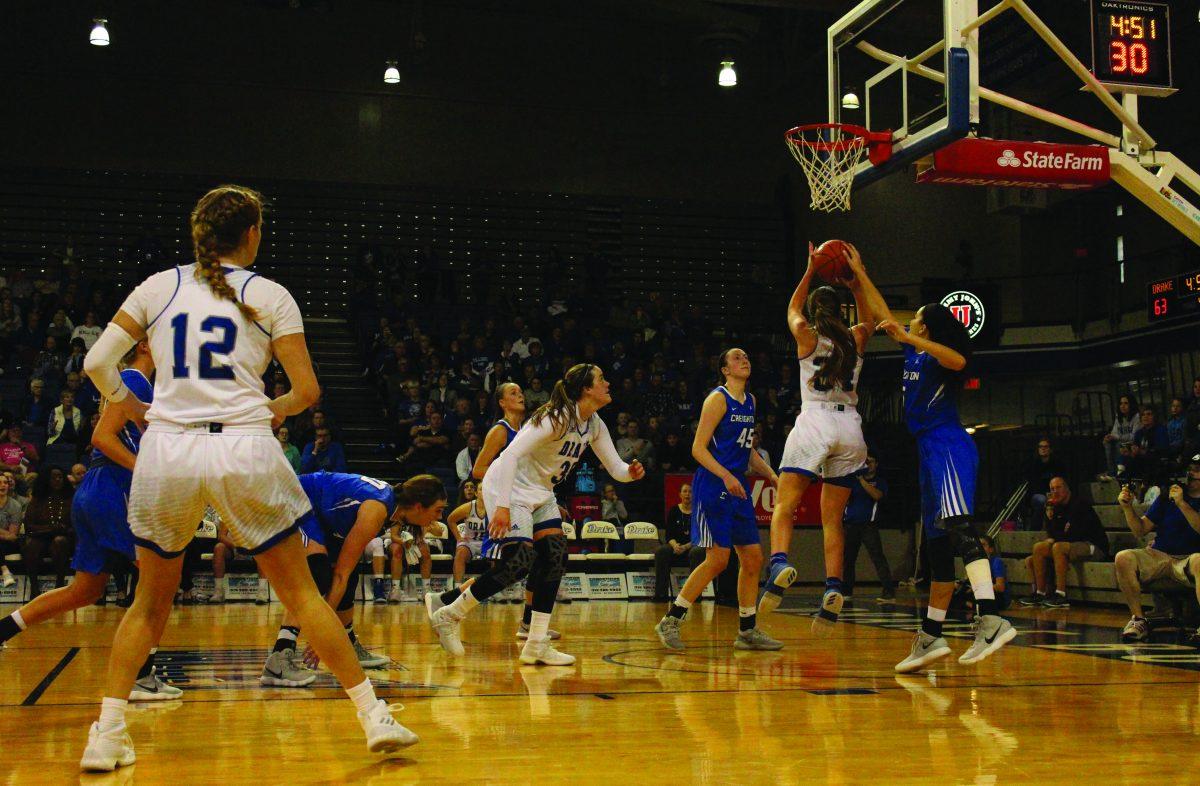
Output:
[{"xmin": 785, "ymin": 123, "xmax": 892, "ymax": 212}]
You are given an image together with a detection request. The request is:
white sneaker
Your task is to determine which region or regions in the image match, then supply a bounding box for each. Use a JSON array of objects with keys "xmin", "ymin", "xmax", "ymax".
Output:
[
  {"xmin": 79, "ymin": 722, "xmax": 136, "ymax": 772},
  {"xmin": 958, "ymin": 615, "xmax": 1017, "ymax": 665},
  {"xmin": 516, "ymin": 622, "xmax": 561, "ymax": 640},
  {"xmin": 129, "ymin": 674, "xmax": 184, "ymax": 701},
  {"xmin": 255, "ymin": 582, "xmax": 269, "ymax": 605},
  {"xmin": 260, "ymin": 648, "xmax": 317, "ymax": 687},
  {"xmin": 424, "ymin": 591, "xmax": 445, "ymax": 618},
  {"xmin": 1, "ymin": 565, "xmax": 15, "ymax": 588},
  {"xmin": 895, "ymin": 632, "xmax": 953, "ymax": 673},
  {"xmin": 519, "ymin": 637, "xmax": 575, "ymax": 666},
  {"xmin": 209, "ymin": 585, "xmax": 225, "ymax": 604},
  {"xmin": 429, "ymin": 606, "xmax": 465, "ymax": 656},
  {"xmin": 358, "ymin": 699, "xmax": 420, "ymax": 752},
  {"xmin": 388, "ymin": 585, "xmax": 403, "ymax": 604}
]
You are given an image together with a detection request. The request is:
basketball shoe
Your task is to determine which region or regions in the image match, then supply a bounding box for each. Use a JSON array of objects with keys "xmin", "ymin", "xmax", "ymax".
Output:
[
  {"xmin": 79, "ymin": 723, "xmax": 136, "ymax": 772},
  {"xmin": 757, "ymin": 561, "xmax": 797, "ymax": 614}
]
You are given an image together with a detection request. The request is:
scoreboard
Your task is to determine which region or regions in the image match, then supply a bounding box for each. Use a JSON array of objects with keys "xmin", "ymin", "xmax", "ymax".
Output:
[
  {"xmin": 1147, "ymin": 270, "xmax": 1200, "ymax": 322},
  {"xmin": 1090, "ymin": 0, "xmax": 1173, "ymax": 95}
]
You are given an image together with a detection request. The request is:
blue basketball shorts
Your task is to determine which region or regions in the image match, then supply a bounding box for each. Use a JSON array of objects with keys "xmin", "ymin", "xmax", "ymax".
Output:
[
  {"xmin": 71, "ymin": 465, "xmax": 135, "ymax": 575},
  {"xmin": 690, "ymin": 470, "xmax": 760, "ymax": 549},
  {"xmin": 917, "ymin": 424, "xmax": 978, "ymax": 539}
]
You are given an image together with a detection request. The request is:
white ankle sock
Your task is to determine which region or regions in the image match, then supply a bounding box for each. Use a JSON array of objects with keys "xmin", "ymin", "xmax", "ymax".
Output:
[
  {"xmin": 448, "ymin": 587, "xmax": 479, "ymax": 616},
  {"xmin": 964, "ymin": 559, "xmax": 996, "ymax": 601},
  {"xmin": 346, "ymin": 678, "xmax": 378, "ymax": 714},
  {"xmin": 926, "ymin": 606, "xmax": 947, "ymax": 623},
  {"xmin": 12, "ymin": 609, "xmax": 26, "ymax": 630},
  {"xmin": 528, "ymin": 611, "xmax": 552, "ymax": 642},
  {"xmin": 672, "ymin": 595, "xmax": 692, "ymax": 610},
  {"xmin": 98, "ymin": 697, "xmax": 127, "ymax": 732}
]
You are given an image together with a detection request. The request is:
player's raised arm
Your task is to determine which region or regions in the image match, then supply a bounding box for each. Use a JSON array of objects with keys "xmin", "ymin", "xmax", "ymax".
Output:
[
  {"xmin": 844, "ymin": 246, "xmax": 894, "ymax": 327},
  {"xmin": 787, "ymin": 244, "xmax": 817, "ymax": 345}
]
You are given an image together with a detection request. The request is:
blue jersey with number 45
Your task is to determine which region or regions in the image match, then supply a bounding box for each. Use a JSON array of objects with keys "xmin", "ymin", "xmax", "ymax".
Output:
[
  {"xmin": 298, "ymin": 471, "xmax": 396, "ymax": 545},
  {"xmin": 698, "ymin": 386, "xmax": 755, "ymax": 478}
]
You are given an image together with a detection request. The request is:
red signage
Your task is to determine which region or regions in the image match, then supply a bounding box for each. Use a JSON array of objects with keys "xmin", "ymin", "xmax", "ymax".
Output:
[
  {"xmin": 916, "ymin": 138, "xmax": 1111, "ymax": 189},
  {"xmin": 662, "ymin": 473, "xmax": 823, "ymax": 528}
]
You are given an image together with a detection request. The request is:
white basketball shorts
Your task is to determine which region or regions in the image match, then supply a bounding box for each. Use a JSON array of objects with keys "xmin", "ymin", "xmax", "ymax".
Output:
[
  {"xmin": 779, "ymin": 405, "xmax": 868, "ymax": 485},
  {"xmin": 479, "ymin": 485, "xmax": 561, "ymax": 558},
  {"xmin": 456, "ymin": 538, "xmax": 484, "ymax": 559},
  {"xmin": 128, "ymin": 424, "xmax": 311, "ymax": 556}
]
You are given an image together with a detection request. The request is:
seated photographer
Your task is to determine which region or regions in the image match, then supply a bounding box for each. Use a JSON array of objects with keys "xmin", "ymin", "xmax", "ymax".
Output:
[
  {"xmin": 1019, "ymin": 477, "xmax": 1109, "ymax": 609},
  {"xmin": 1114, "ymin": 455, "xmax": 1200, "ymax": 642}
]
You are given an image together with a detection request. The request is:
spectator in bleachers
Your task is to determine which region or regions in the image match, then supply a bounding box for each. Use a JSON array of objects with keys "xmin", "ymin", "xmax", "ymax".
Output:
[
  {"xmin": 654, "ymin": 483, "xmax": 700, "ymax": 601},
  {"xmin": 20, "ymin": 378, "xmax": 53, "ymax": 429},
  {"xmin": 300, "ymin": 426, "xmax": 348, "ymax": 473},
  {"xmin": 1114, "ymin": 459, "xmax": 1200, "ymax": 642},
  {"xmin": 31, "ymin": 337, "xmax": 65, "ymax": 387},
  {"xmin": 68, "ymin": 463, "xmax": 87, "ymax": 489},
  {"xmin": 21, "ymin": 467, "xmax": 74, "ymax": 598},
  {"xmin": 0, "ymin": 472, "xmax": 23, "ymax": 587},
  {"xmin": 1133, "ymin": 406, "xmax": 1171, "ymax": 484},
  {"xmin": 46, "ymin": 389, "xmax": 83, "ymax": 446},
  {"xmin": 842, "ymin": 453, "xmax": 896, "ymax": 602},
  {"xmin": 63, "ymin": 338, "xmax": 87, "ymax": 378},
  {"xmin": 1025, "ymin": 437, "xmax": 1066, "ymax": 514},
  {"xmin": 1019, "ymin": 476, "xmax": 1109, "ymax": 608},
  {"xmin": 45, "ymin": 309, "xmax": 73, "ymax": 347},
  {"xmin": 616, "ymin": 419, "xmax": 655, "ymax": 471},
  {"xmin": 601, "ymin": 484, "xmax": 628, "ymax": 526},
  {"xmin": 657, "ymin": 430, "xmax": 693, "ymax": 474},
  {"xmin": 70, "ymin": 310, "xmax": 103, "ymax": 350},
  {"xmin": 1186, "ymin": 377, "xmax": 1200, "ymax": 454},
  {"xmin": 276, "ymin": 427, "xmax": 301, "ymax": 473},
  {"xmin": 0, "ymin": 424, "xmax": 38, "ymax": 476},
  {"xmin": 1101, "ymin": 394, "xmax": 1139, "ymax": 480},
  {"xmin": 455, "ymin": 432, "xmax": 481, "ymax": 482},
  {"xmin": 443, "ymin": 397, "xmax": 472, "ymax": 435},
  {"xmin": 524, "ymin": 377, "xmax": 549, "ymax": 410},
  {"xmin": 1167, "ymin": 397, "xmax": 1188, "ymax": 466},
  {"xmin": 400, "ymin": 411, "xmax": 452, "ymax": 472},
  {"xmin": 644, "ymin": 373, "xmax": 673, "ymax": 420},
  {"xmin": 428, "ymin": 373, "xmax": 456, "ymax": 409}
]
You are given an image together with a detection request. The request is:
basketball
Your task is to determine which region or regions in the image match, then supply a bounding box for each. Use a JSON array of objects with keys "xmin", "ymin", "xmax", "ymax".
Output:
[{"xmin": 811, "ymin": 239, "xmax": 852, "ymax": 283}]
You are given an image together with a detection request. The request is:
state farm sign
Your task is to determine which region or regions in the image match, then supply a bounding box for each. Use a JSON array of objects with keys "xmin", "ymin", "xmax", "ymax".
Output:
[{"xmin": 916, "ymin": 138, "xmax": 1111, "ymax": 189}]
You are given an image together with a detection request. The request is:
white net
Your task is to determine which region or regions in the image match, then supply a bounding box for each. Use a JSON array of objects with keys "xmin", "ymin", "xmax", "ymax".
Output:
[{"xmin": 786, "ymin": 126, "xmax": 872, "ymax": 212}]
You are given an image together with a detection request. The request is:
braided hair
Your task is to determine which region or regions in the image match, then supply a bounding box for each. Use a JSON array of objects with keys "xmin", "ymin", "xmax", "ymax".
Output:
[{"xmin": 190, "ymin": 185, "xmax": 263, "ymax": 321}]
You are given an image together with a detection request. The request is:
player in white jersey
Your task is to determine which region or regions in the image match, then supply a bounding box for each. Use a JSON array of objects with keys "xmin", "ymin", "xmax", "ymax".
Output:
[
  {"xmin": 758, "ymin": 242, "xmax": 876, "ymax": 627},
  {"xmin": 77, "ymin": 185, "xmax": 416, "ymax": 772},
  {"xmin": 428, "ymin": 364, "xmax": 645, "ymax": 664},
  {"xmin": 450, "ymin": 480, "xmax": 488, "ymax": 568}
]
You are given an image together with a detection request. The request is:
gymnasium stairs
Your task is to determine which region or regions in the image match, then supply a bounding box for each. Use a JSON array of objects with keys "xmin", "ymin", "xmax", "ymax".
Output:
[{"xmin": 304, "ymin": 317, "xmax": 395, "ymax": 482}]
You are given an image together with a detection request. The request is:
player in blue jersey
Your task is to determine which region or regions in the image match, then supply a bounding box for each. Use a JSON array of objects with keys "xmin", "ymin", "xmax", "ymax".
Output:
[
  {"xmin": 260, "ymin": 472, "xmax": 447, "ymax": 686},
  {"xmin": 0, "ymin": 343, "xmax": 180, "ymax": 700},
  {"xmin": 654, "ymin": 348, "xmax": 782, "ymax": 651},
  {"xmin": 848, "ymin": 250, "xmax": 1016, "ymax": 672}
]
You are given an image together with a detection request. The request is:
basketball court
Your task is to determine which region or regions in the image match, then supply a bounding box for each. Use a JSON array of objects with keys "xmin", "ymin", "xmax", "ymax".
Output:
[
  {"xmin": 4, "ymin": 0, "xmax": 1200, "ymax": 783},
  {"xmin": 3, "ymin": 596, "xmax": 1196, "ymax": 784}
]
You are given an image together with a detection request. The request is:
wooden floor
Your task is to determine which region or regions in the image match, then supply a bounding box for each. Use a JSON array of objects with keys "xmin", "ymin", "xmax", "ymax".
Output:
[{"xmin": 3, "ymin": 592, "xmax": 1200, "ymax": 785}]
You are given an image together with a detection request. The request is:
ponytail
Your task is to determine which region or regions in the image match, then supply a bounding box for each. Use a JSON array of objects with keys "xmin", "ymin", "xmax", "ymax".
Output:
[
  {"xmin": 530, "ymin": 363, "xmax": 596, "ymax": 438},
  {"xmin": 190, "ymin": 185, "xmax": 263, "ymax": 321},
  {"xmin": 805, "ymin": 286, "xmax": 857, "ymax": 392},
  {"xmin": 394, "ymin": 474, "xmax": 447, "ymax": 509}
]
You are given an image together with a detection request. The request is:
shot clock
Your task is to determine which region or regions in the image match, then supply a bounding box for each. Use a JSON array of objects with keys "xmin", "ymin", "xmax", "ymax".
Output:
[
  {"xmin": 1147, "ymin": 270, "xmax": 1200, "ymax": 322},
  {"xmin": 1090, "ymin": 0, "xmax": 1173, "ymax": 95}
]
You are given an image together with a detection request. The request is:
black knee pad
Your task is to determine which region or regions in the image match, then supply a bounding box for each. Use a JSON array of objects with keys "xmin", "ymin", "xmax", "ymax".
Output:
[
  {"xmin": 525, "ymin": 554, "xmax": 547, "ymax": 590},
  {"xmin": 493, "ymin": 543, "xmax": 536, "ymax": 587},
  {"xmin": 337, "ymin": 566, "xmax": 360, "ymax": 612},
  {"xmin": 927, "ymin": 535, "xmax": 956, "ymax": 582},
  {"xmin": 534, "ymin": 534, "xmax": 569, "ymax": 582},
  {"xmin": 307, "ymin": 553, "xmax": 333, "ymax": 596},
  {"xmin": 942, "ymin": 515, "xmax": 986, "ymax": 564}
]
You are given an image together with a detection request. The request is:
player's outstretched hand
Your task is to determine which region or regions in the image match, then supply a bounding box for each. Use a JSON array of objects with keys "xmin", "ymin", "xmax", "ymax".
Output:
[
  {"xmin": 302, "ymin": 645, "xmax": 321, "ymax": 669},
  {"xmin": 723, "ymin": 473, "xmax": 747, "ymax": 500},
  {"xmin": 628, "ymin": 460, "xmax": 646, "ymax": 481},
  {"xmin": 489, "ymin": 507, "xmax": 512, "ymax": 539},
  {"xmin": 804, "ymin": 241, "xmax": 815, "ymax": 274},
  {"xmin": 843, "ymin": 242, "xmax": 866, "ymax": 278},
  {"xmin": 877, "ymin": 319, "xmax": 907, "ymax": 343}
]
